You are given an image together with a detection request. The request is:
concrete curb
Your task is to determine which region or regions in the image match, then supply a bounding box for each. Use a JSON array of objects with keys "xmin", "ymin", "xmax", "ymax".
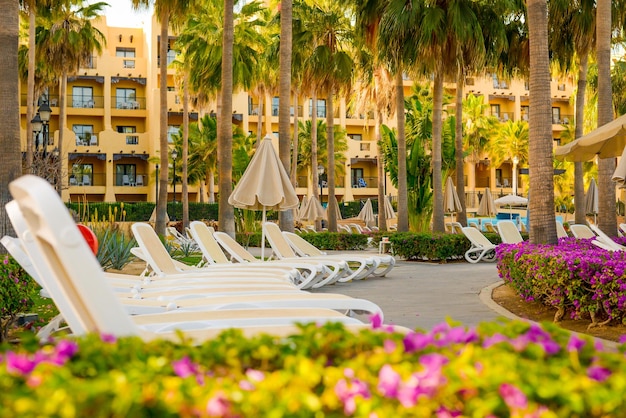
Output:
[{"xmin": 479, "ymin": 280, "xmax": 520, "ymax": 321}]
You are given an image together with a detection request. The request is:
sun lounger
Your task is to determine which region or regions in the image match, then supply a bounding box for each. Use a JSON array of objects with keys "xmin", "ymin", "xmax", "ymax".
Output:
[
  {"xmin": 569, "ymin": 224, "xmax": 596, "ymax": 239},
  {"xmin": 483, "ymin": 222, "xmax": 498, "ymax": 234},
  {"xmin": 282, "ymin": 230, "xmax": 396, "ymax": 278},
  {"xmin": 258, "ymin": 222, "xmax": 354, "ymax": 288},
  {"xmin": 588, "ymin": 224, "xmax": 626, "ymax": 251},
  {"xmin": 496, "ymin": 220, "xmax": 524, "ymax": 244},
  {"xmin": 461, "ymin": 227, "xmax": 497, "ymax": 263},
  {"xmin": 7, "ymin": 175, "xmax": 399, "ymax": 341},
  {"xmin": 556, "ymin": 221, "xmax": 569, "ymax": 238},
  {"xmin": 188, "ymin": 221, "xmax": 326, "ymax": 289}
]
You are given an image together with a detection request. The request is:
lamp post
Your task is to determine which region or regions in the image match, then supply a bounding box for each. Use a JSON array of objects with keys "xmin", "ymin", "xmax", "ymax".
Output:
[
  {"xmin": 31, "ymin": 114, "xmax": 42, "ymax": 152},
  {"xmin": 38, "ymin": 101, "xmax": 52, "ymax": 158},
  {"xmin": 512, "ymin": 155, "xmax": 519, "ymax": 196},
  {"xmin": 155, "ymin": 164, "xmax": 160, "ymax": 201},
  {"xmin": 171, "ymin": 149, "xmax": 178, "ymax": 221},
  {"xmin": 317, "ymin": 164, "xmax": 324, "ymax": 205}
]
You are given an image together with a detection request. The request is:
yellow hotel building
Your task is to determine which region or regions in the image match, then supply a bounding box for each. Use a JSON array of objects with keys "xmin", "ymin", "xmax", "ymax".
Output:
[{"xmin": 19, "ymin": 15, "xmax": 575, "ymax": 207}]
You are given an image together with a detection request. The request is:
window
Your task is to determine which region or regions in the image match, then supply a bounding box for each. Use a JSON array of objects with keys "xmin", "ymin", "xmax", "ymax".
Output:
[
  {"xmin": 490, "ymin": 104, "xmax": 500, "ymax": 119},
  {"xmin": 465, "ymin": 77, "xmax": 475, "ymax": 86},
  {"xmin": 167, "ymin": 125, "xmax": 180, "ymax": 143},
  {"xmin": 116, "ymin": 88, "xmax": 136, "ymax": 109},
  {"xmin": 73, "ymin": 125, "xmax": 93, "ymax": 145},
  {"xmin": 521, "ymin": 106, "xmax": 529, "ymax": 121},
  {"xmin": 552, "ymin": 107, "xmax": 561, "ymax": 124},
  {"xmin": 272, "ymin": 97, "xmax": 279, "ymax": 116},
  {"xmin": 72, "ymin": 86, "xmax": 93, "ymax": 108},
  {"xmin": 308, "ymin": 99, "xmax": 326, "ymax": 118},
  {"xmin": 71, "ymin": 163, "xmax": 93, "ymax": 186},
  {"xmin": 351, "ymin": 168, "xmax": 364, "ymax": 188},
  {"xmin": 348, "ymin": 134, "xmax": 362, "ymax": 141},
  {"xmin": 116, "ymin": 47, "xmax": 136, "ymax": 68},
  {"xmin": 557, "ymin": 83, "xmax": 566, "ymax": 91},
  {"xmin": 116, "ymin": 164, "xmax": 136, "ymax": 186},
  {"xmin": 360, "ymin": 143, "xmax": 371, "ymax": 151},
  {"xmin": 118, "ymin": 126, "xmax": 138, "ymax": 144}
]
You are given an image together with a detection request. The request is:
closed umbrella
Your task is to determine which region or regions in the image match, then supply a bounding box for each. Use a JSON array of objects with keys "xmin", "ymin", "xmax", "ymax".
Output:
[
  {"xmin": 228, "ymin": 134, "xmax": 299, "ymax": 259},
  {"xmin": 383, "ymin": 195, "xmax": 396, "ymax": 220},
  {"xmin": 295, "ymin": 195, "xmax": 308, "ymax": 221},
  {"xmin": 612, "ymin": 146, "xmax": 626, "ymax": 187},
  {"xmin": 327, "ymin": 196, "xmax": 342, "ymax": 221},
  {"xmin": 300, "ymin": 195, "xmax": 326, "ymax": 222},
  {"xmin": 443, "ymin": 177, "xmax": 462, "ymax": 214},
  {"xmin": 357, "ymin": 198, "xmax": 376, "ymax": 227},
  {"xmin": 584, "ymin": 178, "xmax": 599, "ymax": 223},
  {"xmin": 149, "ymin": 207, "xmax": 169, "ymax": 223},
  {"xmin": 476, "ymin": 188, "xmax": 497, "ymax": 217}
]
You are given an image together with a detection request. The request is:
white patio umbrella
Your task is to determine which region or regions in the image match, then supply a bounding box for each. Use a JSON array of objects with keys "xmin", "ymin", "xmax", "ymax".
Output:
[
  {"xmin": 495, "ymin": 194, "xmax": 528, "ymax": 220},
  {"xmin": 612, "ymin": 146, "xmax": 626, "ymax": 187},
  {"xmin": 584, "ymin": 178, "xmax": 599, "ymax": 223},
  {"xmin": 357, "ymin": 198, "xmax": 376, "ymax": 227},
  {"xmin": 149, "ymin": 207, "xmax": 169, "ymax": 223},
  {"xmin": 295, "ymin": 195, "xmax": 308, "ymax": 221},
  {"xmin": 299, "ymin": 195, "xmax": 326, "ymax": 222},
  {"xmin": 476, "ymin": 188, "xmax": 497, "ymax": 217},
  {"xmin": 383, "ymin": 195, "xmax": 396, "ymax": 220},
  {"xmin": 327, "ymin": 195, "xmax": 343, "ymax": 221},
  {"xmin": 228, "ymin": 134, "xmax": 299, "ymax": 259},
  {"xmin": 555, "ymin": 113, "xmax": 626, "ymax": 162},
  {"xmin": 443, "ymin": 177, "xmax": 462, "ymax": 217}
]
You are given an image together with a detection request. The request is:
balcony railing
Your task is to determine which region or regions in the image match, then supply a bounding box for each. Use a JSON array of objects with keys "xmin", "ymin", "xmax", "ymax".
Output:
[
  {"xmin": 126, "ymin": 135, "xmax": 139, "ymax": 145},
  {"xmin": 69, "ymin": 95, "xmax": 104, "ymax": 109},
  {"xmin": 68, "ymin": 173, "xmax": 105, "ymax": 187},
  {"xmin": 75, "ymin": 134, "xmax": 98, "ymax": 146},
  {"xmin": 115, "ymin": 173, "xmax": 147, "ymax": 187},
  {"xmin": 351, "ymin": 177, "xmax": 378, "ymax": 189},
  {"xmin": 112, "ymin": 97, "xmax": 146, "ymax": 109},
  {"xmin": 552, "ymin": 114, "xmax": 573, "ymax": 125}
]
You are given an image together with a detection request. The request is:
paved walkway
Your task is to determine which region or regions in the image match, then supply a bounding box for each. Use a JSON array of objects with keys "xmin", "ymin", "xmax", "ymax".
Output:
[
  {"xmin": 253, "ymin": 247, "xmax": 515, "ymax": 330},
  {"xmin": 313, "ymin": 254, "xmax": 512, "ymax": 330}
]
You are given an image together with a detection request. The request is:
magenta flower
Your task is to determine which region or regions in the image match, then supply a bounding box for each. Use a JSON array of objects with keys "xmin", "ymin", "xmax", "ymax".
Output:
[
  {"xmin": 403, "ymin": 331, "xmax": 433, "ymax": 353},
  {"xmin": 499, "ymin": 383, "xmax": 528, "ymax": 409},
  {"xmin": 567, "ymin": 335, "xmax": 586, "ymax": 352},
  {"xmin": 172, "ymin": 356, "xmax": 198, "ymax": 379},
  {"xmin": 377, "ymin": 364, "xmax": 400, "ymax": 397},
  {"xmin": 335, "ymin": 377, "xmax": 371, "ymax": 415},
  {"xmin": 588, "ymin": 366, "xmax": 611, "ymax": 382},
  {"xmin": 369, "ymin": 312, "xmax": 383, "ymax": 329},
  {"xmin": 100, "ymin": 334, "xmax": 117, "ymax": 344},
  {"xmin": 6, "ymin": 352, "xmax": 38, "ymax": 375},
  {"xmin": 206, "ymin": 392, "xmax": 230, "ymax": 416}
]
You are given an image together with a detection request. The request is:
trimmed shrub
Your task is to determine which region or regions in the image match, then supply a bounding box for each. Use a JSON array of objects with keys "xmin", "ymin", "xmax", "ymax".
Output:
[
  {"xmin": 389, "ymin": 231, "xmax": 502, "ymax": 262},
  {"xmin": 0, "ymin": 256, "xmax": 38, "ymax": 342}
]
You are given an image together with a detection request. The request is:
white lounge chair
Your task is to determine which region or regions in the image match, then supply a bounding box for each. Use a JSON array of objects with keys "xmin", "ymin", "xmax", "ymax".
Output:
[
  {"xmin": 569, "ymin": 224, "xmax": 596, "ymax": 239},
  {"xmin": 496, "ymin": 220, "xmax": 524, "ymax": 244},
  {"xmin": 461, "ymin": 227, "xmax": 497, "ymax": 264},
  {"xmin": 588, "ymin": 224, "xmax": 626, "ymax": 251},
  {"xmin": 556, "ymin": 221, "xmax": 568, "ymax": 238},
  {"xmin": 8, "ymin": 175, "xmax": 395, "ymax": 340}
]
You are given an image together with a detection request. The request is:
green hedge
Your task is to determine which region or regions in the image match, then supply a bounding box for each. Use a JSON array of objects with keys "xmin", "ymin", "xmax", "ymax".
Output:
[{"xmin": 68, "ymin": 202, "xmax": 219, "ymax": 222}]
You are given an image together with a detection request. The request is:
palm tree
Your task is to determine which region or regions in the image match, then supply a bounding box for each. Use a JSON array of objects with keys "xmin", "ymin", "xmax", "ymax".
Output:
[
  {"xmin": 596, "ymin": 0, "xmax": 616, "ymax": 236},
  {"xmin": 131, "ymin": 0, "xmax": 196, "ymax": 236},
  {"xmin": 549, "ymin": 0, "xmax": 595, "ymax": 226},
  {"xmin": 527, "ymin": 0, "xmax": 556, "ymax": 243},
  {"xmin": 0, "ymin": 0, "xmax": 21, "ymax": 241},
  {"xmin": 298, "ymin": 0, "xmax": 354, "ymax": 232},
  {"xmin": 37, "ymin": 0, "xmax": 106, "ymax": 194},
  {"xmin": 297, "ymin": 119, "xmax": 348, "ymax": 181},
  {"xmin": 278, "ymin": 0, "xmax": 294, "ymax": 233}
]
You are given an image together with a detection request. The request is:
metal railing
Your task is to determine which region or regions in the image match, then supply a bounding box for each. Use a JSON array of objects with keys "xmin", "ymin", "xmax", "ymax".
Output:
[{"xmin": 112, "ymin": 97, "xmax": 146, "ymax": 110}]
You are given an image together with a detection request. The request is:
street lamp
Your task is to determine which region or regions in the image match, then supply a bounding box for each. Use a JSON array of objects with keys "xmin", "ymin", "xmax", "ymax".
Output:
[
  {"xmin": 31, "ymin": 113, "xmax": 42, "ymax": 151},
  {"xmin": 38, "ymin": 101, "xmax": 52, "ymax": 157},
  {"xmin": 171, "ymin": 149, "xmax": 178, "ymax": 221},
  {"xmin": 512, "ymin": 155, "xmax": 519, "ymax": 196},
  {"xmin": 317, "ymin": 164, "xmax": 324, "ymax": 205},
  {"xmin": 155, "ymin": 163, "xmax": 160, "ymax": 201}
]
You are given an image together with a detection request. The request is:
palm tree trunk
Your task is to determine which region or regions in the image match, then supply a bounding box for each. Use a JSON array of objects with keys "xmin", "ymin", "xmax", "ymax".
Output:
[
  {"xmin": 376, "ymin": 109, "xmax": 387, "ymax": 231},
  {"xmin": 596, "ymin": 0, "xmax": 616, "ymax": 235},
  {"xmin": 278, "ymin": 0, "xmax": 294, "ymax": 233},
  {"xmin": 26, "ymin": 6, "xmax": 35, "ymax": 172},
  {"xmin": 156, "ymin": 10, "xmax": 170, "ymax": 236},
  {"xmin": 182, "ymin": 73, "xmax": 189, "ymax": 229},
  {"xmin": 290, "ymin": 91, "xmax": 299, "ymax": 186},
  {"xmin": 432, "ymin": 72, "xmax": 444, "ymax": 233},
  {"xmin": 455, "ymin": 68, "xmax": 467, "ymax": 226},
  {"xmin": 326, "ymin": 90, "xmax": 336, "ymax": 232},
  {"xmin": 311, "ymin": 92, "xmax": 320, "ymax": 231},
  {"xmin": 256, "ymin": 94, "xmax": 263, "ymax": 141},
  {"xmin": 574, "ymin": 53, "xmax": 589, "ymax": 225},
  {"xmin": 0, "ymin": 0, "xmax": 21, "ymax": 242},
  {"xmin": 218, "ymin": 0, "xmax": 235, "ymax": 237},
  {"xmin": 57, "ymin": 73, "xmax": 67, "ymax": 195},
  {"xmin": 527, "ymin": 0, "xmax": 557, "ymax": 243},
  {"xmin": 395, "ymin": 70, "xmax": 408, "ymax": 232}
]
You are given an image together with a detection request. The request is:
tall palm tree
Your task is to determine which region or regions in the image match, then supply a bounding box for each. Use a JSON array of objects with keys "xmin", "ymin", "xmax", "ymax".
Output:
[
  {"xmin": 527, "ymin": 0, "xmax": 556, "ymax": 243},
  {"xmin": 297, "ymin": 119, "xmax": 348, "ymax": 180},
  {"xmin": 549, "ymin": 0, "xmax": 595, "ymax": 226},
  {"xmin": 0, "ymin": 0, "xmax": 21, "ymax": 242},
  {"xmin": 278, "ymin": 0, "xmax": 294, "ymax": 233},
  {"xmin": 37, "ymin": 0, "xmax": 106, "ymax": 194},
  {"xmin": 299, "ymin": 0, "xmax": 354, "ymax": 232},
  {"xmin": 490, "ymin": 120, "xmax": 529, "ymax": 189},
  {"xmin": 131, "ymin": 0, "xmax": 195, "ymax": 236},
  {"xmin": 596, "ymin": 0, "xmax": 616, "ymax": 236}
]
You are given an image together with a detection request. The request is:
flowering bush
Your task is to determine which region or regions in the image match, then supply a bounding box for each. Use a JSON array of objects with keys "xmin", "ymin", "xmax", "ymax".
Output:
[
  {"xmin": 0, "ymin": 320, "xmax": 625, "ymax": 416},
  {"xmin": 497, "ymin": 237, "xmax": 626, "ymax": 325},
  {"xmin": 0, "ymin": 256, "xmax": 39, "ymax": 342}
]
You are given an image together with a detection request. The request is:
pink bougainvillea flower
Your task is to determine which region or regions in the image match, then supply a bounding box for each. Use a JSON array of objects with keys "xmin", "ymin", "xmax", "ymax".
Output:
[
  {"xmin": 567, "ymin": 335, "xmax": 586, "ymax": 352},
  {"xmin": 6, "ymin": 352, "xmax": 38, "ymax": 375},
  {"xmin": 403, "ymin": 331, "xmax": 433, "ymax": 353},
  {"xmin": 383, "ymin": 339, "xmax": 397, "ymax": 354},
  {"xmin": 369, "ymin": 312, "xmax": 383, "ymax": 329},
  {"xmin": 377, "ymin": 364, "xmax": 400, "ymax": 397},
  {"xmin": 100, "ymin": 334, "xmax": 117, "ymax": 344},
  {"xmin": 499, "ymin": 382, "xmax": 528, "ymax": 409},
  {"xmin": 335, "ymin": 377, "xmax": 371, "ymax": 415},
  {"xmin": 619, "ymin": 335, "xmax": 626, "ymax": 344},
  {"xmin": 588, "ymin": 366, "xmax": 611, "ymax": 382},
  {"xmin": 245, "ymin": 369, "xmax": 265, "ymax": 382},
  {"xmin": 172, "ymin": 356, "xmax": 198, "ymax": 379},
  {"xmin": 206, "ymin": 392, "xmax": 230, "ymax": 416}
]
